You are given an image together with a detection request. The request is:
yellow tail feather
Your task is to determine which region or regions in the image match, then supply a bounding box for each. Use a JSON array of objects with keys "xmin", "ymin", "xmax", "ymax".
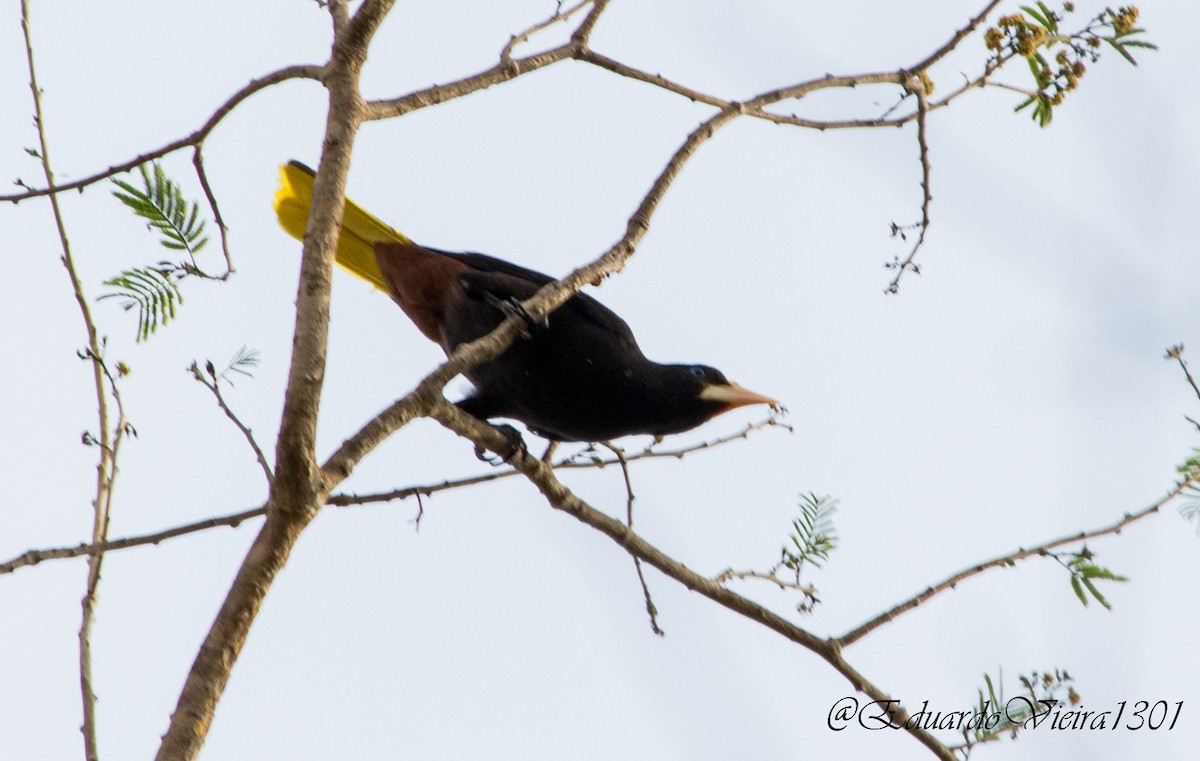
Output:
[{"xmin": 273, "ymin": 162, "xmax": 410, "ymax": 292}]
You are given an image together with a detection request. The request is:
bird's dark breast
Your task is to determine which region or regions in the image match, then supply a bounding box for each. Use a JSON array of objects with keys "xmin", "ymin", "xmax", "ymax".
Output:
[{"xmin": 444, "ymin": 295, "xmax": 678, "ymax": 441}]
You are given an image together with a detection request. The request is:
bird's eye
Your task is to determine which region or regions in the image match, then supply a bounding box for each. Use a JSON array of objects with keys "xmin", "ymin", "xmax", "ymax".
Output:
[{"xmin": 689, "ymin": 366, "xmax": 706, "ymax": 379}]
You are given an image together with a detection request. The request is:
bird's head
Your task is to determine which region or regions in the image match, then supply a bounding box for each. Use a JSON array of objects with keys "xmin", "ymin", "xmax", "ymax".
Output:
[
  {"xmin": 690, "ymin": 365, "xmax": 778, "ymax": 411},
  {"xmin": 649, "ymin": 364, "xmax": 779, "ymax": 436}
]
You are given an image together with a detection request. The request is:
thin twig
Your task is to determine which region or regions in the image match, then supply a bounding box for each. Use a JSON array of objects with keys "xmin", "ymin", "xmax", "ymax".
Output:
[
  {"xmin": 2, "ymin": 64, "xmax": 323, "ymax": 203},
  {"xmin": 424, "ymin": 398, "xmax": 955, "ymax": 761},
  {"xmin": 601, "ymin": 442, "xmax": 663, "ymax": 636},
  {"xmin": 366, "ymin": 0, "xmax": 610, "ymax": 121},
  {"xmin": 191, "ymin": 146, "xmax": 233, "ymax": 278},
  {"xmin": 886, "ymin": 78, "xmax": 933, "ymax": 294},
  {"xmin": 6, "ymin": 3, "xmax": 1147, "ymax": 760},
  {"xmin": 365, "ymin": 43, "xmax": 575, "ymax": 120},
  {"xmin": 983, "ymin": 79, "xmax": 1040, "ymax": 97},
  {"xmin": 910, "ymin": 0, "xmax": 1004, "ymax": 72},
  {"xmin": 1166, "ymin": 345, "xmax": 1200, "ymax": 403},
  {"xmin": 713, "ymin": 567, "xmax": 816, "ymax": 596},
  {"xmin": 581, "ymin": 42, "xmax": 1017, "ymax": 133},
  {"xmin": 579, "ymin": 49, "xmax": 747, "ymax": 110},
  {"xmin": 1, "ymin": 415, "xmax": 785, "ymax": 577},
  {"xmin": 562, "ymin": 415, "xmax": 792, "ymax": 466},
  {"xmin": 0, "ymin": 508, "xmax": 267, "ymax": 576},
  {"xmin": 501, "ymin": 0, "xmax": 590, "ymax": 62},
  {"xmin": 21, "ymin": 3, "xmax": 124, "ymax": 757},
  {"xmin": 836, "ymin": 470, "xmax": 1200, "ymax": 647},
  {"xmin": 189, "ymin": 362, "xmax": 274, "ymax": 485}
]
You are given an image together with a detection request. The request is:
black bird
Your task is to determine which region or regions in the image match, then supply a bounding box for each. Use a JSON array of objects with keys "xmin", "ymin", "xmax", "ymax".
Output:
[{"xmin": 275, "ymin": 162, "xmax": 777, "ymax": 443}]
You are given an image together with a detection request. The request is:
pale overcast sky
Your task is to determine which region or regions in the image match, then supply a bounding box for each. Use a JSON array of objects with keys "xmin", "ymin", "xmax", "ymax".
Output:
[{"xmin": 2, "ymin": 2, "xmax": 1198, "ymax": 760}]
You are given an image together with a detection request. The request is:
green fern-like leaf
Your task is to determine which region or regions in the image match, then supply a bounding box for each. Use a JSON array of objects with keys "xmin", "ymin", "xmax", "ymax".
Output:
[
  {"xmin": 1064, "ymin": 551, "xmax": 1128, "ymax": 610},
  {"xmin": 783, "ymin": 493, "xmax": 839, "ymax": 570},
  {"xmin": 104, "ymin": 164, "xmax": 210, "ymax": 340},
  {"xmin": 217, "ymin": 346, "xmax": 261, "ymax": 385},
  {"xmin": 98, "ymin": 266, "xmax": 183, "ymax": 342},
  {"xmin": 111, "ymin": 163, "xmax": 209, "ymax": 256}
]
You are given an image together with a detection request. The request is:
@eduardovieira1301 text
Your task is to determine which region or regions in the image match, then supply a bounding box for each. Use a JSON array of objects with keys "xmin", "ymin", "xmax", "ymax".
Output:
[{"xmin": 827, "ymin": 697, "xmax": 1183, "ymax": 733}]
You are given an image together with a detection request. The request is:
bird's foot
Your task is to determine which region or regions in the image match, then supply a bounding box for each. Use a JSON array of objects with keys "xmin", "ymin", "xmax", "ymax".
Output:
[
  {"xmin": 484, "ymin": 293, "xmax": 548, "ymax": 339},
  {"xmin": 473, "ymin": 423, "xmax": 526, "ymax": 466}
]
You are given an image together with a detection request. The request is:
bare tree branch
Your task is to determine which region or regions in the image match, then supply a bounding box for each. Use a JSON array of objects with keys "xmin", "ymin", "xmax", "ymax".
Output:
[
  {"xmin": 7, "ymin": 4, "xmax": 1160, "ymax": 760},
  {"xmin": 423, "ymin": 398, "xmax": 956, "ymax": 761},
  {"xmin": 20, "ymin": 2, "xmax": 129, "ymax": 757},
  {"xmin": 600, "ymin": 442, "xmax": 663, "ymax": 636},
  {"xmin": 189, "ymin": 362, "xmax": 274, "ymax": 485},
  {"xmin": 1166, "ymin": 345, "xmax": 1200, "ymax": 404},
  {"xmin": 190, "ymin": 146, "xmax": 234, "ymax": 278},
  {"xmin": 836, "ymin": 470, "xmax": 1200, "ymax": 647},
  {"xmin": 0, "ymin": 508, "xmax": 267, "ymax": 576},
  {"xmin": 713, "ymin": 567, "xmax": 817, "ymax": 597},
  {"xmin": 153, "ymin": 3, "xmax": 395, "ymax": 759},
  {"xmin": 364, "ymin": 42, "xmax": 577, "ymax": 120},
  {"xmin": 2, "ymin": 65, "xmax": 323, "ymax": 204},
  {"xmin": 366, "ymin": 0, "xmax": 610, "ymax": 120},
  {"xmin": 909, "ymin": 0, "xmax": 1004, "ymax": 73},
  {"xmin": 0, "ymin": 414, "xmax": 784, "ymax": 578},
  {"xmin": 886, "ymin": 78, "xmax": 933, "ymax": 293},
  {"xmin": 501, "ymin": 0, "xmax": 591, "ymax": 63}
]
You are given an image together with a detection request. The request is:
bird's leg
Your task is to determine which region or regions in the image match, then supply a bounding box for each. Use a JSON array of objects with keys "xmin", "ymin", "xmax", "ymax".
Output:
[{"xmin": 541, "ymin": 440, "xmax": 559, "ymax": 463}]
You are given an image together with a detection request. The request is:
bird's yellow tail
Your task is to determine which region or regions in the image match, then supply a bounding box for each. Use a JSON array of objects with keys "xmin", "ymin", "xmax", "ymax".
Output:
[{"xmin": 273, "ymin": 161, "xmax": 410, "ymax": 291}]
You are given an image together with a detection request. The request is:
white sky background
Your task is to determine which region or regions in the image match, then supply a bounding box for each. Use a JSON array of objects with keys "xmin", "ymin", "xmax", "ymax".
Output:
[{"xmin": 1, "ymin": 1, "xmax": 1198, "ymax": 759}]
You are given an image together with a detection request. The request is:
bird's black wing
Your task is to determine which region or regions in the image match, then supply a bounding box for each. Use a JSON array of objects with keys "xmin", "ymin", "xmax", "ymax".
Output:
[{"xmin": 444, "ymin": 249, "xmax": 642, "ymax": 354}]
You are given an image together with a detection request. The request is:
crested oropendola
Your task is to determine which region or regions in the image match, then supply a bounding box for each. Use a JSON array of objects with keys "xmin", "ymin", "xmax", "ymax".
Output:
[{"xmin": 274, "ymin": 161, "xmax": 778, "ymax": 443}]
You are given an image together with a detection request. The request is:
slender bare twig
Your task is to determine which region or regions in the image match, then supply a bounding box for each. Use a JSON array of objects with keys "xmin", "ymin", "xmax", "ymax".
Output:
[
  {"xmin": 8, "ymin": 4, "xmax": 1143, "ymax": 760},
  {"xmin": 191, "ymin": 146, "xmax": 233, "ymax": 278},
  {"xmin": 909, "ymin": 0, "xmax": 1004, "ymax": 73},
  {"xmin": 983, "ymin": 79, "xmax": 1040, "ymax": 98},
  {"xmin": 558, "ymin": 414, "xmax": 792, "ymax": 466},
  {"xmin": 713, "ymin": 567, "xmax": 816, "ymax": 596},
  {"xmin": 578, "ymin": 48, "xmax": 948, "ymax": 133},
  {"xmin": 76, "ymin": 351, "xmax": 128, "ymax": 761},
  {"xmin": 366, "ymin": 0, "xmax": 609, "ymax": 121},
  {"xmin": 586, "ymin": 29, "xmax": 1040, "ymax": 136},
  {"xmin": 423, "ymin": 398, "xmax": 955, "ymax": 761},
  {"xmin": 21, "ymin": 3, "xmax": 127, "ymax": 758},
  {"xmin": 1166, "ymin": 345, "xmax": 1200, "ymax": 403},
  {"xmin": 578, "ymin": 49, "xmax": 748, "ymax": 110},
  {"xmin": 365, "ymin": 43, "xmax": 573, "ymax": 120},
  {"xmin": 0, "ymin": 507, "xmax": 267, "ymax": 577},
  {"xmin": 501, "ymin": 0, "xmax": 590, "ymax": 62},
  {"xmin": 189, "ymin": 362, "xmax": 274, "ymax": 485},
  {"xmin": 0, "ymin": 414, "xmax": 785, "ymax": 578},
  {"xmin": 2, "ymin": 65, "xmax": 322, "ymax": 204},
  {"xmin": 600, "ymin": 442, "xmax": 663, "ymax": 636},
  {"xmin": 332, "ymin": 416, "xmax": 786, "ymax": 506},
  {"xmin": 836, "ymin": 470, "xmax": 1200, "ymax": 648},
  {"xmin": 886, "ymin": 79, "xmax": 933, "ymax": 293}
]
